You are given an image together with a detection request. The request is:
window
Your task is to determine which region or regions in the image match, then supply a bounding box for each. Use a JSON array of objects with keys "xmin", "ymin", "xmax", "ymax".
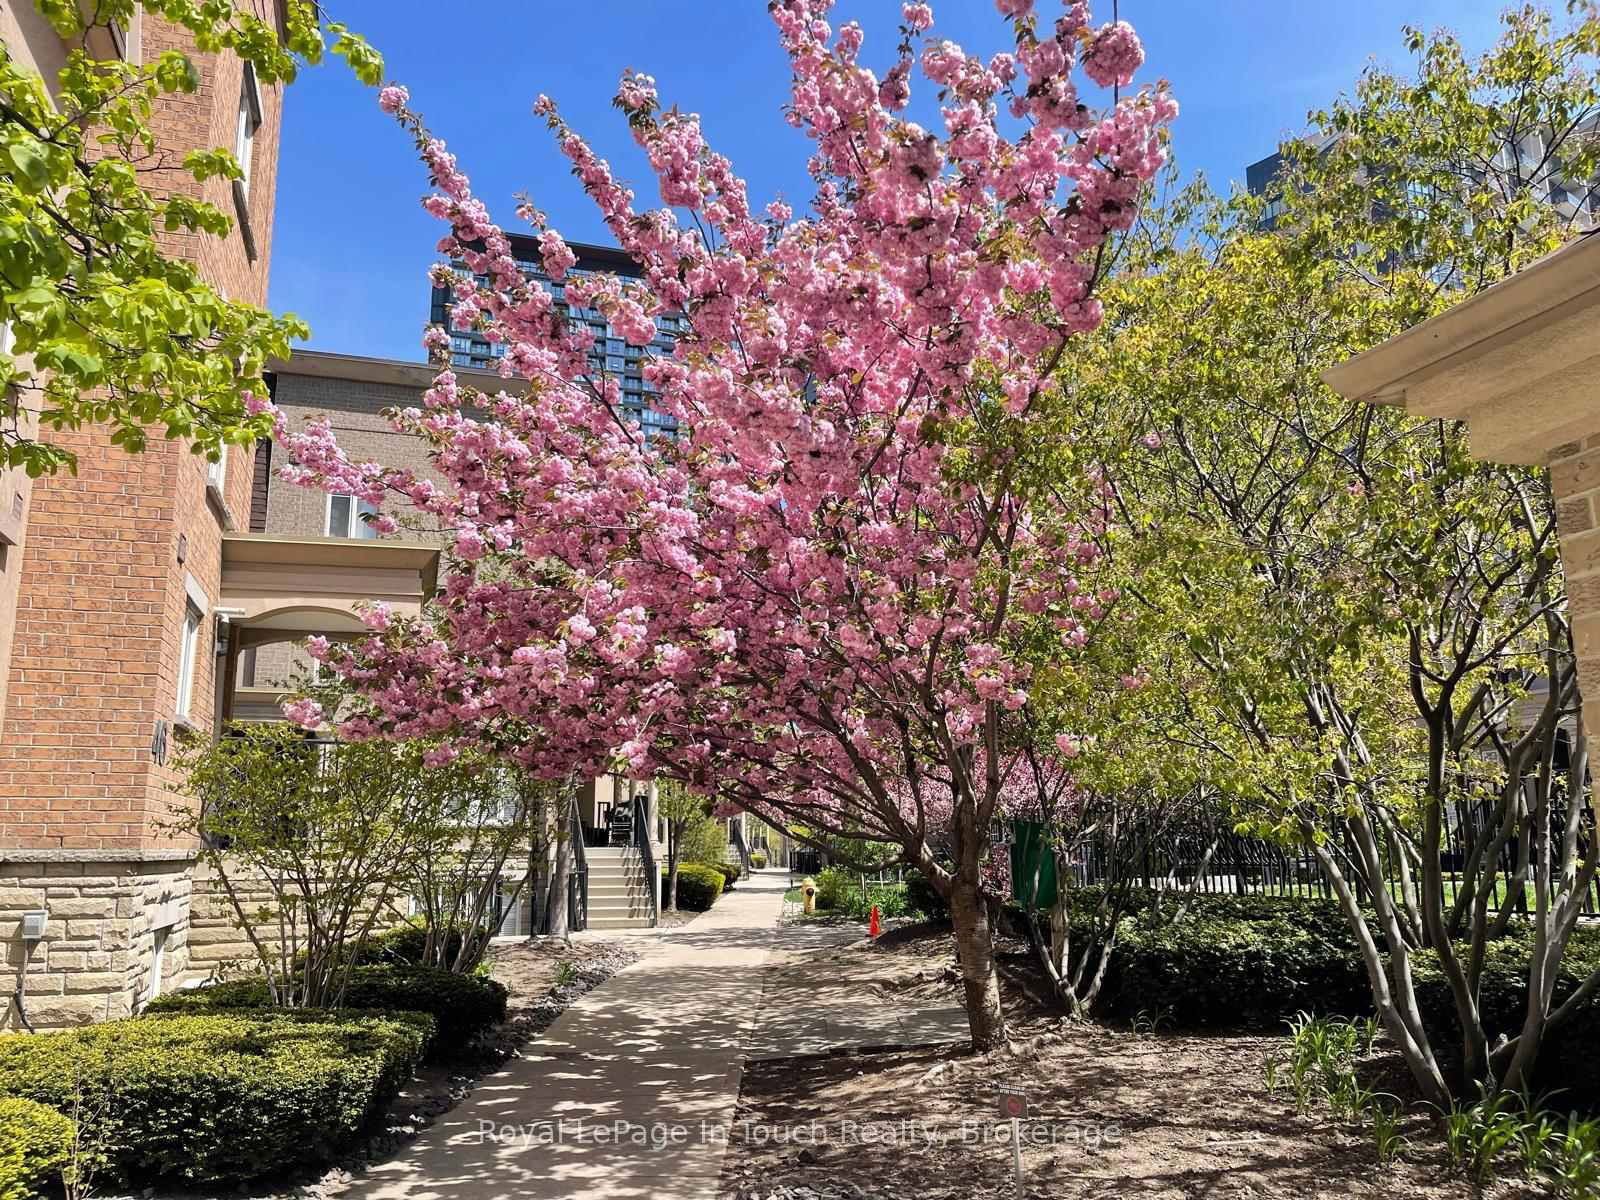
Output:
[
  {"xmin": 206, "ymin": 446, "xmax": 226, "ymax": 492},
  {"xmin": 176, "ymin": 602, "xmax": 202, "ymax": 721},
  {"xmin": 235, "ymin": 64, "xmax": 261, "ymax": 198},
  {"xmin": 148, "ymin": 926, "xmax": 170, "ymax": 1001},
  {"xmin": 327, "ymin": 494, "xmax": 380, "ymax": 539}
]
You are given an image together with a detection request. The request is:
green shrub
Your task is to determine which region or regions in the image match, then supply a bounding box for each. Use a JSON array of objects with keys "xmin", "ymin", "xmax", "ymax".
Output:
[
  {"xmin": 905, "ymin": 869, "xmax": 948, "ymax": 919},
  {"xmin": 673, "ymin": 864, "xmax": 725, "ymax": 911},
  {"xmin": 148, "ymin": 964, "xmax": 507, "ymax": 1055},
  {"xmin": 814, "ymin": 869, "xmax": 918, "ymax": 920},
  {"xmin": 1413, "ymin": 925, "xmax": 1600, "ymax": 1099},
  {"xmin": 1031, "ymin": 889, "xmax": 1369, "ymax": 1029},
  {"xmin": 712, "ymin": 862, "xmax": 740, "ymax": 891},
  {"xmin": 814, "ymin": 866, "xmax": 856, "ymax": 911},
  {"xmin": 750, "ymin": 849, "xmax": 768, "ymax": 869},
  {"xmin": 0, "ymin": 1097, "xmax": 73, "ymax": 1200},
  {"xmin": 840, "ymin": 883, "xmax": 912, "ymax": 920},
  {"xmin": 0, "ymin": 1011, "xmax": 429, "ymax": 1186},
  {"xmin": 349, "ymin": 918, "xmax": 492, "ymax": 971},
  {"xmin": 680, "ymin": 816, "xmax": 728, "ymax": 867},
  {"xmin": 1007, "ymin": 888, "xmax": 1600, "ymax": 1100}
]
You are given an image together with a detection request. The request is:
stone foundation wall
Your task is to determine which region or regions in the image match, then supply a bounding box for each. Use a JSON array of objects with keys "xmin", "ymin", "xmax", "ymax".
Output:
[
  {"xmin": 0, "ymin": 852, "xmax": 193, "ymax": 1029},
  {"xmin": 184, "ymin": 860, "xmax": 409, "ymax": 983}
]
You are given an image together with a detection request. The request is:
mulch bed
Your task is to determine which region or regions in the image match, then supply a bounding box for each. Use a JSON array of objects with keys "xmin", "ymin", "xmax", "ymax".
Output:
[{"xmin": 721, "ymin": 924, "xmax": 1537, "ymax": 1200}]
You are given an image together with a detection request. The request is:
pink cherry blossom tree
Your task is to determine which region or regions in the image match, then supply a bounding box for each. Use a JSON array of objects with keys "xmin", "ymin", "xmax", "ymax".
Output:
[{"xmin": 277, "ymin": 0, "xmax": 1174, "ymax": 1049}]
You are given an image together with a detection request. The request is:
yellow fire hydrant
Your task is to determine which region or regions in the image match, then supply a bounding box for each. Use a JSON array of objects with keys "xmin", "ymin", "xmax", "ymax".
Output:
[{"xmin": 802, "ymin": 876, "xmax": 817, "ymax": 914}]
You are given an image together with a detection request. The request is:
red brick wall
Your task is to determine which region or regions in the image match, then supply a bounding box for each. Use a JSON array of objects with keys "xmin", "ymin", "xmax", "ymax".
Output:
[{"xmin": 0, "ymin": 7, "xmax": 284, "ymax": 852}]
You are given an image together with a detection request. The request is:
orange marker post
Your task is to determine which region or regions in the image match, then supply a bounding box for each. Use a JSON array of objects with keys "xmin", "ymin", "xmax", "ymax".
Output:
[{"xmin": 869, "ymin": 905, "xmax": 881, "ymax": 938}]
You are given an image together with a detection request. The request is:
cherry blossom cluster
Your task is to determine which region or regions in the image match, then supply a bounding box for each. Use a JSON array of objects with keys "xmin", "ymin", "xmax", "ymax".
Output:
[{"xmin": 274, "ymin": 0, "xmax": 1174, "ymax": 885}]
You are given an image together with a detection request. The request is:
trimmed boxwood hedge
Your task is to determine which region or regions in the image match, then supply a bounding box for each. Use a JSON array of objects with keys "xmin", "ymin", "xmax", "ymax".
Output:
[
  {"xmin": 0, "ymin": 1097, "xmax": 73, "ymax": 1200},
  {"xmin": 1412, "ymin": 924, "xmax": 1600, "ymax": 1096},
  {"xmin": 672, "ymin": 863, "xmax": 725, "ymax": 911},
  {"xmin": 347, "ymin": 919, "xmax": 494, "ymax": 970},
  {"xmin": 1066, "ymin": 892, "xmax": 1371, "ymax": 1028},
  {"xmin": 0, "ymin": 1010, "xmax": 430, "ymax": 1186},
  {"xmin": 147, "ymin": 963, "xmax": 507, "ymax": 1055},
  {"xmin": 710, "ymin": 862, "xmax": 740, "ymax": 891},
  {"xmin": 1037, "ymin": 890, "xmax": 1600, "ymax": 1084}
]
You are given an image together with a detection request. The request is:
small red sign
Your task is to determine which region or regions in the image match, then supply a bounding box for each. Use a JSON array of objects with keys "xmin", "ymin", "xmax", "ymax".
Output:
[{"xmin": 998, "ymin": 1090, "xmax": 1028, "ymax": 1120}]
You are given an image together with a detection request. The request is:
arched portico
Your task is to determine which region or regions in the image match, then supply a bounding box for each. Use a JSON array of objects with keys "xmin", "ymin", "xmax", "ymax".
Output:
[{"xmin": 216, "ymin": 533, "xmax": 439, "ymax": 725}]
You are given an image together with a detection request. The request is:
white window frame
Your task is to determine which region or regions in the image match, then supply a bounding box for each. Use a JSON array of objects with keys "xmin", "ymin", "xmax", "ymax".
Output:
[
  {"xmin": 206, "ymin": 445, "xmax": 226, "ymax": 492},
  {"xmin": 235, "ymin": 63, "xmax": 261, "ymax": 198},
  {"xmin": 326, "ymin": 493, "xmax": 380, "ymax": 540},
  {"xmin": 176, "ymin": 604, "xmax": 202, "ymax": 722},
  {"xmin": 175, "ymin": 575, "xmax": 209, "ymax": 723}
]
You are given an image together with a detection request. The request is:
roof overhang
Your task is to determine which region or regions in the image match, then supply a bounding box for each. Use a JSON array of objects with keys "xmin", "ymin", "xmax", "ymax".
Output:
[
  {"xmin": 220, "ymin": 534, "xmax": 440, "ymax": 648},
  {"xmin": 1321, "ymin": 233, "xmax": 1600, "ymax": 465},
  {"xmin": 269, "ymin": 348, "xmax": 513, "ymax": 392}
]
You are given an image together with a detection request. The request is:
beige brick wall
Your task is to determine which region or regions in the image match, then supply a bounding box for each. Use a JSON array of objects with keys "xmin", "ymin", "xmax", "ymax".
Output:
[
  {"xmin": 249, "ymin": 368, "xmax": 443, "ymax": 686},
  {"xmin": 184, "ymin": 861, "xmax": 409, "ymax": 983},
  {"xmin": 265, "ymin": 371, "xmax": 442, "ymax": 541},
  {"xmin": 1, "ymin": 852, "xmax": 191, "ymax": 1028},
  {"xmin": 1550, "ymin": 438, "xmax": 1600, "ymax": 719}
]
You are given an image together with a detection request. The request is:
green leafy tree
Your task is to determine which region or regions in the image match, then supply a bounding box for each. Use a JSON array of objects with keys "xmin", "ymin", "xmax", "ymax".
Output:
[
  {"xmin": 173, "ymin": 708, "xmax": 427, "ymax": 1007},
  {"xmin": 1065, "ymin": 28, "xmax": 1598, "ymax": 1103},
  {"xmin": 404, "ymin": 759, "xmax": 560, "ymax": 970},
  {"xmin": 0, "ymin": 0, "xmax": 380, "ymax": 476},
  {"xmin": 657, "ymin": 779, "xmax": 712, "ymax": 912}
]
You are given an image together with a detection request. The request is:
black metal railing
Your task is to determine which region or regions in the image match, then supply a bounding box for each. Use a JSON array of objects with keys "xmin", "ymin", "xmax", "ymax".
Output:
[
  {"xmin": 633, "ymin": 792, "xmax": 659, "ymax": 926},
  {"xmin": 568, "ymin": 793, "xmax": 588, "ymax": 932},
  {"xmin": 1037, "ymin": 780, "xmax": 1600, "ymax": 916}
]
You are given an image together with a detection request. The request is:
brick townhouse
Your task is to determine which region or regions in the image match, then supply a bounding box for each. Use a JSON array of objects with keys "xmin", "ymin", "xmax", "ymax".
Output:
[
  {"xmin": 224, "ymin": 349, "xmax": 659, "ymax": 945},
  {"xmin": 0, "ymin": 3, "xmax": 440, "ymax": 1028},
  {"xmin": 0, "ymin": 33, "xmax": 682, "ymax": 1021}
]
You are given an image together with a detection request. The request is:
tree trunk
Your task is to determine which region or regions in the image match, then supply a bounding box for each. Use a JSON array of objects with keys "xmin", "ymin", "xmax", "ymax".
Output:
[
  {"xmin": 529, "ymin": 802, "xmax": 553, "ymax": 934},
  {"xmin": 666, "ymin": 820, "xmax": 681, "ymax": 911},
  {"xmin": 948, "ymin": 877, "xmax": 1007, "ymax": 1051},
  {"xmin": 527, "ymin": 837, "xmax": 546, "ymax": 937},
  {"xmin": 547, "ymin": 834, "xmax": 571, "ymax": 938}
]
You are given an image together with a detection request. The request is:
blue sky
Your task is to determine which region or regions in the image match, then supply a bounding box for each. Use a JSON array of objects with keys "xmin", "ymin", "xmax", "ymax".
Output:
[{"xmin": 269, "ymin": 1, "xmax": 1513, "ymax": 363}]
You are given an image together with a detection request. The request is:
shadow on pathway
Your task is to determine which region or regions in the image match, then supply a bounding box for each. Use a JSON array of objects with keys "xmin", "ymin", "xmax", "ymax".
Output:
[{"xmin": 344, "ymin": 871, "xmax": 789, "ymax": 1200}]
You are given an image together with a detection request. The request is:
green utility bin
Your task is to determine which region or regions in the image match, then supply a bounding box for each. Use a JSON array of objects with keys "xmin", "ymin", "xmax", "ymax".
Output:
[{"xmin": 1009, "ymin": 820, "xmax": 1058, "ymax": 908}]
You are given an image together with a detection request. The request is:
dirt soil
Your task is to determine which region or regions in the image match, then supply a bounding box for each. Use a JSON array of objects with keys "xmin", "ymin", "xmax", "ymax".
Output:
[{"xmin": 721, "ymin": 924, "xmax": 1537, "ymax": 1200}]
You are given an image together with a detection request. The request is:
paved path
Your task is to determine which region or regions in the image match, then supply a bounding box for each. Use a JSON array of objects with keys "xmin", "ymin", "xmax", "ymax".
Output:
[
  {"xmin": 746, "ymin": 919, "xmax": 970, "ymax": 1059},
  {"xmin": 346, "ymin": 870, "xmax": 790, "ymax": 1200}
]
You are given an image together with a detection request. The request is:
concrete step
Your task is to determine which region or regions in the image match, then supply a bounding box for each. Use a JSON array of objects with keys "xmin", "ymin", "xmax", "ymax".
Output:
[
  {"xmin": 588, "ymin": 884, "xmax": 650, "ymax": 898},
  {"xmin": 592, "ymin": 902, "xmax": 652, "ymax": 921},
  {"xmin": 584, "ymin": 914, "xmax": 654, "ymax": 930}
]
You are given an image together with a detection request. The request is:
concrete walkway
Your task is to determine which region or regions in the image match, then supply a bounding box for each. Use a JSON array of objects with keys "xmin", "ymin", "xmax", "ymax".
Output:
[
  {"xmin": 346, "ymin": 869, "xmax": 791, "ymax": 1200},
  {"xmin": 746, "ymin": 919, "xmax": 970, "ymax": 1059}
]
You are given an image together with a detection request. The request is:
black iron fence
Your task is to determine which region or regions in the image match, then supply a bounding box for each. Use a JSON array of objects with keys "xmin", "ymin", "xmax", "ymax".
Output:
[{"xmin": 1049, "ymin": 785, "xmax": 1599, "ymax": 916}]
